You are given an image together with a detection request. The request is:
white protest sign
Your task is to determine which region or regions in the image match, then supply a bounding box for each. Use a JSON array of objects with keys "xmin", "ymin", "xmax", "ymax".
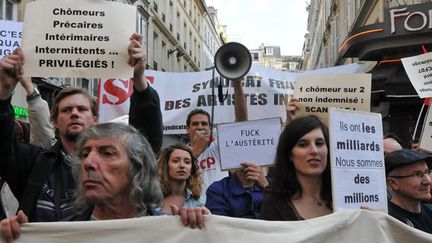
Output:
[
  {"xmin": 0, "ymin": 20, "xmax": 22, "ymax": 58},
  {"xmin": 329, "ymin": 108, "xmax": 387, "ymax": 212},
  {"xmin": 217, "ymin": 118, "xmax": 281, "ymax": 170},
  {"xmin": 419, "ymin": 105, "xmax": 432, "ymax": 152},
  {"xmin": 21, "ymin": 0, "xmax": 136, "ymax": 78},
  {"xmin": 295, "ymin": 73, "xmax": 371, "ymax": 124},
  {"xmin": 401, "ymin": 52, "xmax": 432, "ymax": 98}
]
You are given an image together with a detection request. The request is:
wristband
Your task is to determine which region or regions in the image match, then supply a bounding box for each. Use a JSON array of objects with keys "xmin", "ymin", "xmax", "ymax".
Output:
[{"xmin": 26, "ymin": 88, "xmax": 40, "ymax": 101}]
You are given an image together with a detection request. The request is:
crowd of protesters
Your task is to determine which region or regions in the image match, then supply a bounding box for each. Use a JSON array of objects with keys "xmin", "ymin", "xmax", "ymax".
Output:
[{"xmin": 0, "ymin": 32, "xmax": 431, "ymax": 242}]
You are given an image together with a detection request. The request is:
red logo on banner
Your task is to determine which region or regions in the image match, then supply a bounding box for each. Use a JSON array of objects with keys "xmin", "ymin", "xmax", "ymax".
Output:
[{"xmin": 102, "ymin": 79, "xmax": 133, "ymax": 105}]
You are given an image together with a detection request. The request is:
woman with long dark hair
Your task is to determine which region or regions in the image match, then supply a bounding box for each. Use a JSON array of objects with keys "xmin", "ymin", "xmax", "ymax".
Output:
[
  {"xmin": 158, "ymin": 144, "xmax": 203, "ymax": 214},
  {"xmin": 261, "ymin": 115, "xmax": 332, "ymax": 220}
]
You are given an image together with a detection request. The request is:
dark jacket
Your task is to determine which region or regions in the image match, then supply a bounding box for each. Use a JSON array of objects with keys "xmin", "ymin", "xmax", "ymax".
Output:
[
  {"xmin": 0, "ymin": 86, "xmax": 162, "ymax": 221},
  {"xmin": 129, "ymin": 86, "xmax": 163, "ymax": 154}
]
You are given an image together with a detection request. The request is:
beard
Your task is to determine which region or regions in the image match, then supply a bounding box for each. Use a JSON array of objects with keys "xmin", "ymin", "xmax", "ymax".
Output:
[{"xmin": 64, "ymin": 130, "xmax": 81, "ymax": 142}]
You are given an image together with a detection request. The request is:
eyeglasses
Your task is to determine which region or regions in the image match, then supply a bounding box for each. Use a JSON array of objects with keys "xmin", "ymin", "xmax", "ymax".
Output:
[{"xmin": 389, "ymin": 169, "xmax": 432, "ymax": 179}]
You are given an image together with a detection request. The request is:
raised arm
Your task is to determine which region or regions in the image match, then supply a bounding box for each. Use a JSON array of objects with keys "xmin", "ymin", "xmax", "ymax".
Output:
[
  {"xmin": 127, "ymin": 33, "xmax": 163, "ymax": 154},
  {"xmin": 19, "ymin": 77, "xmax": 56, "ymax": 149},
  {"xmin": 233, "ymin": 80, "xmax": 247, "ymax": 122},
  {"xmin": 0, "ymin": 49, "xmax": 42, "ymax": 202}
]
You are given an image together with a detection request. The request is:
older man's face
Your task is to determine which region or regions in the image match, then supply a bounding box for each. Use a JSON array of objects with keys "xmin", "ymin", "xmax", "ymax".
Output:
[
  {"xmin": 388, "ymin": 161, "xmax": 432, "ymax": 202},
  {"xmin": 80, "ymin": 135, "xmax": 131, "ymax": 204}
]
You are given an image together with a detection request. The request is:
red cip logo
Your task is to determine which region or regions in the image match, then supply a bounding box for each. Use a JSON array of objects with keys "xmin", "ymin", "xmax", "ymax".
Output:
[{"xmin": 199, "ymin": 157, "xmax": 216, "ymax": 170}]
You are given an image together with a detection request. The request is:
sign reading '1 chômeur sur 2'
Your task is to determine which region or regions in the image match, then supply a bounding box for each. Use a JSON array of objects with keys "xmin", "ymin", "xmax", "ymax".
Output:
[
  {"xmin": 21, "ymin": 0, "xmax": 136, "ymax": 79},
  {"xmin": 329, "ymin": 108, "xmax": 387, "ymax": 212}
]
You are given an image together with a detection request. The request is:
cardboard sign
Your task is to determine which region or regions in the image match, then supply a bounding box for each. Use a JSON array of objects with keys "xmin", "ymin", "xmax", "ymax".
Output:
[
  {"xmin": 21, "ymin": 0, "xmax": 136, "ymax": 78},
  {"xmin": 295, "ymin": 74, "xmax": 371, "ymax": 124},
  {"xmin": 419, "ymin": 105, "xmax": 432, "ymax": 152},
  {"xmin": 0, "ymin": 20, "xmax": 22, "ymax": 58},
  {"xmin": 217, "ymin": 118, "xmax": 281, "ymax": 170},
  {"xmin": 401, "ymin": 52, "xmax": 432, "ymax": 98},
  {"xmin": 329, "ymin": 108, "xmax": 387, "ymax": 212}
]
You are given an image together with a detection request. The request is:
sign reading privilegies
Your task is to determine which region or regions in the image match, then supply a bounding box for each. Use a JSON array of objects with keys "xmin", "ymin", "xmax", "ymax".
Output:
[{"xmin": 21, "ymin": 0, "xmax": 136, "ymax": 78}]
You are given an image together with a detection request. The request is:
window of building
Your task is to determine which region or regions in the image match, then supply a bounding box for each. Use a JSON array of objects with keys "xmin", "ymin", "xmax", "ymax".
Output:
[
  {"xmin": 82, "ymin": 78, "xmax": 89, "ymax": 90},
  {"xmin": 153, "ymin": 32, "xmax": 159, "ymax": 69},
  {"xmin": 251, "ymin": 53, "xmax": 259, "ymax": 61},
  {"xmin": 161, "ymin": 41, "xmax": 167, "ymax": 70},
  {"xmin": 153, "ymin": 1, "xmax": 158, "ymax": 12},
  {"xmin": 265, "ymin": 47, "xmax": 273, "ymax": 55},
  {"xmin": 0, "ymin": 0, "xmax": 17, "ymax": 20},
  {"xmin": 330, "ymin": 15, "xmax": 339, "ymax": 64}
]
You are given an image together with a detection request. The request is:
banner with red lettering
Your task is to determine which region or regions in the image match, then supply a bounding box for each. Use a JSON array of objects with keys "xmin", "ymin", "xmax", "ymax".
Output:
[
  {"xmin": 98, "ymin": 78, "xmax": 133, "ymax": 123},
  {"xmin": 98, "ymin": 63, "xmax": 364, "ymax": 133}
]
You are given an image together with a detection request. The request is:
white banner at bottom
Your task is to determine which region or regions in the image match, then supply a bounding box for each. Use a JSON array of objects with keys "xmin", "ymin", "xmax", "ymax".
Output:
[{"xmin": 15, "ymin": 210, "xmax": 432, "ymax": 243}]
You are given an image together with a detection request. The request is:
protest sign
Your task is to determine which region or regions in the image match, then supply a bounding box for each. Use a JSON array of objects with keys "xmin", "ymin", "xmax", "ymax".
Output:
[
  {"xmin": 419, "ymin": 105, "xmax": 432, "ymax": 152},
  {"xmin": 21, "ymin": 0, "xmax": 136, "ymax": 78},
  {"xmin": 0, "ymin": 20, "xmax": 22, "ymax": 58},
  {"xmin": 401, "ymin": 52, "xmax": 432, "ymax": 98},
  {"xmin": 216, "ymin": 118, "xmax": 281, "ymax": 170},
  {"xmin": 294, "ymin": 73, "xmax": 371, "ymax": 124},
  {"xmin": 329, "ymin": 108, "xmax": 387, "ymax": 212}
]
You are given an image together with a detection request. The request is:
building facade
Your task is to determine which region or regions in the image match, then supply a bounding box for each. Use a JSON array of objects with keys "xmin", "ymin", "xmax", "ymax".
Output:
[
  {"xmin": 303, "ymin": 0, "xmax": 432, "ymax": 146},
  {"xmin": 250, "ymin": 44, "xmax": 301, "ymax": 71}
]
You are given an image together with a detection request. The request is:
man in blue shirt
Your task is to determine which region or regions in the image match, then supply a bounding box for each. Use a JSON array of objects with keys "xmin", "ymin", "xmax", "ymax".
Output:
[{"xmin": 206, "ymin": 162, "xmax": 269, "ymax": 219}]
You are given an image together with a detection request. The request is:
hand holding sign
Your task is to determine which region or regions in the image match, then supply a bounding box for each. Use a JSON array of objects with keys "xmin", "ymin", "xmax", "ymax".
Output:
[
  {"xmin": 0, "ymin": 48, "xmax": 24, "ymax": 100},
  {"xmin": 285, "ymin": 96, "xmax": 299, "ymax": 125},
  {"xmin": 129, "ymin": 33, "xmax": 148, "ymax": 92},
  {"xmin": 240, "ymin": 162, "xmax": 269, "ymax": 188}
]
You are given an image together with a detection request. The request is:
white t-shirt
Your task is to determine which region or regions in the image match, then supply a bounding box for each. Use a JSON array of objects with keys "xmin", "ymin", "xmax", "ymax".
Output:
[{"xmin": 197, "ymin": 141, "xmax": 228, "ymax": 203}]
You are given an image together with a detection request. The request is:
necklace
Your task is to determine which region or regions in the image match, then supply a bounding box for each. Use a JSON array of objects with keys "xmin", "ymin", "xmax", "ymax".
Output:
[
  {"xmin": 313, "ymin": 197, "xmax": 323, "ymax": 207},
  {"xmin": 303, "ymin": 193, "xmax": 323, "ymax": 207}
]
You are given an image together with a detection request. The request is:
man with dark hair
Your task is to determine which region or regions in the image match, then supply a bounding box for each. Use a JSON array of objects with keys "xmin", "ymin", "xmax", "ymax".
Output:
[
  {"xmin": 0, "ymin": 33, "xmax": 162, "ymax": 222},
  {"xmin": 186, "ymin": 81, "xmax": 247, "ymax": 201},
  {"xmin": 0, "ymin": 123, "xmax": 208, "ymax": 242},
  {"xmin": 385, "ymin": 149, "xmax": 432, "ymax": 233}
]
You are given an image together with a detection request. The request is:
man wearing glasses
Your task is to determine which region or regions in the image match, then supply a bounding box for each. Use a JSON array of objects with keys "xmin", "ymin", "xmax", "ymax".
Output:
[{"xmin": 385, "ymin": 149, "xmax": 432, "ymax": 233}]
